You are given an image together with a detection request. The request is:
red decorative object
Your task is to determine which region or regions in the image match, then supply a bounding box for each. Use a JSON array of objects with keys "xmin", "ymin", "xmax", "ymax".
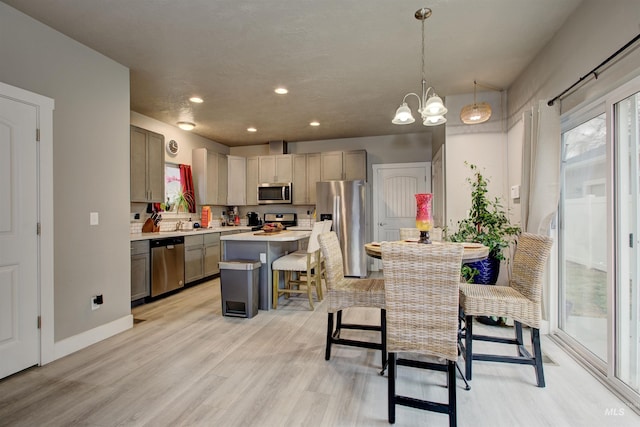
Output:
[{"xmin": 415, "ymin": 193, "xmax": 433, "ymax": 244}]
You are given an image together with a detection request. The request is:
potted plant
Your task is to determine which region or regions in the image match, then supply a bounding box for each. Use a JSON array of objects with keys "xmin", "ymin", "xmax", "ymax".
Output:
[
  {"xmin": 448, "ymin": 163, "xmax": 520, "ymax": 283},
  {"xmin": 172, "ymin": 190, "xmax": 194, "ymax": 213}
]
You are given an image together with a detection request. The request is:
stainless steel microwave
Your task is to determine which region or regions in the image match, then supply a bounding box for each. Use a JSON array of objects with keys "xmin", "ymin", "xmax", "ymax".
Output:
[{"xmin": 258, "ymin": 182, "xmax": 292, "ymax": 204}]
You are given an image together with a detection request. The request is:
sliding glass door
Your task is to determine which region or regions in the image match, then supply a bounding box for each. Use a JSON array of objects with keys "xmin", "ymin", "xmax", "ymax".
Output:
[
  {"xmin": 615, "ymin": 90, "xmax": 639, "ymax": 393},
  {"xmin": 558, "ymin": 76, "xmax": 640, "ymax": 404},
  {"xmin": 559, "ymin": 111, "xmax": 608, "ymax": 364}
]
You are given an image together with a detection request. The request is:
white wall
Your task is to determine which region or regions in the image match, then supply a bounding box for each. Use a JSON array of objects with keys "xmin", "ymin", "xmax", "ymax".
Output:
[
  {"xmin": 0, "ymin": 2, "xmax": 131, "ymax": 342},
  {"xmin": 444, "ymin": 132, "xmax": 509, "ymax": 231},
  {"xmin": 507, "ymin": 0, "xmax": 640, "ymax": 124}
]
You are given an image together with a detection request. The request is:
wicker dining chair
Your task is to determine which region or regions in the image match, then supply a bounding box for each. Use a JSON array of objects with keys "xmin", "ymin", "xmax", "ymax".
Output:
[
  {"xmin": 381, "ymin": 241, "xmax": 464, "ymax": 426},
  {"xmin": 459, "ymin": 232, "xmax": 553, "ymax": 387},
  {"xmin": 318, "ymin": 231, "xmax": 387, "ymax": 370}
]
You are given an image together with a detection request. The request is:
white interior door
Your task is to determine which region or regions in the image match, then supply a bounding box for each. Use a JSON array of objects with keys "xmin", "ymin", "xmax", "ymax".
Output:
[
  {"xmin": 0, "ymin": 95, "xmax": 39, "ymax": 379},
  {"xmin": 372, "ymin": 163, "xmax": 429, "ymax": 270}
]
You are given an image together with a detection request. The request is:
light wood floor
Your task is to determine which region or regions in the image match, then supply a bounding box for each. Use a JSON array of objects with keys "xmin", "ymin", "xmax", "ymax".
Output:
[{"xmin": 1, "ymin": 278, "xmax": 638, "ymax": 427}]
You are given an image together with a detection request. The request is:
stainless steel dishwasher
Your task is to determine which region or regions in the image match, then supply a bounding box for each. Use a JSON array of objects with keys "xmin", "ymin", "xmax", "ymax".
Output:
[{"xmin": 150, "ymin": 236, "xmax": 185, "ymax": 297}]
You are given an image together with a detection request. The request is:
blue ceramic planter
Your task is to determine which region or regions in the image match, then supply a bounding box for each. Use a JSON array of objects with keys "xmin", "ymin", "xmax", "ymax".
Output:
[
  {"xmin": 465, "ymin": 255, "xmax": 500, "ymax": 285},
  {"xmin": 464, "ymin": 255, "xmax": 502, "ymax": 325}
]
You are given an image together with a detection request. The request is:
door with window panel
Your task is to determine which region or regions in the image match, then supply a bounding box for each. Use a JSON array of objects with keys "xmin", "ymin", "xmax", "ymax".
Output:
[
  {"xmin": 559, "ymin": 112, "xmax": 608, "ymax": 363},
  {"xmin": 559, "ymin": 81, "xmax": 640, "ymax": 405},
  {"xmin": 614, "ymin": 90, "xmax": 639, "ymax": 394}
]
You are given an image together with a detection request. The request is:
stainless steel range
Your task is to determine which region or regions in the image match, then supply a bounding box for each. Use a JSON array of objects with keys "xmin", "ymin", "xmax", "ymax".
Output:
[{"xmin": 263, "ymin": 213, "xmax": 297, "ymax": 228}]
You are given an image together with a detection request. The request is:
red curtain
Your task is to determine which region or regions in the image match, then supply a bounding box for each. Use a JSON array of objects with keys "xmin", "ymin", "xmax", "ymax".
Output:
[{"xmin": 179, "ymin": 164, "xmax": 196, "ymax": 213}]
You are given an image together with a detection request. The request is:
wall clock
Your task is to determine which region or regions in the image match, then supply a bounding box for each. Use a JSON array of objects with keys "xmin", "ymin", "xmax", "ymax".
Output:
[{"xmin": 166, "ymin": 139, "xmax": 179, "ymax": 155}]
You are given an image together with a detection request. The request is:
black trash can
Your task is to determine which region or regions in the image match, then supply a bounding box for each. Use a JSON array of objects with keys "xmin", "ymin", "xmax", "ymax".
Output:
[{"xmin": 219, "ymin": 260, "xmax": 261, "ymax": 318}]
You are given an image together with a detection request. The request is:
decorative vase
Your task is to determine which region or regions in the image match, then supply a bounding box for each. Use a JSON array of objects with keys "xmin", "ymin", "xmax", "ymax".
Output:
[{"xmin": 415, "ymin": 193, "xmax": 433, "ymax": 244}]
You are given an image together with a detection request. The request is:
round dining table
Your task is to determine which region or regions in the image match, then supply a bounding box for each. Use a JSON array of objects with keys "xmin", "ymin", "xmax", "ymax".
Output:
[{"xmin": 364, "ymin": 240, "xmax": 489, "ymax": 263}]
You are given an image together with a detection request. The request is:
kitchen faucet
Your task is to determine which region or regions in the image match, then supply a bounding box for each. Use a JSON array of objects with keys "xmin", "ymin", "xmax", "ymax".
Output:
[{"xmin": 175, "ymin": 220, "xmax": 183, "ymax": 231}]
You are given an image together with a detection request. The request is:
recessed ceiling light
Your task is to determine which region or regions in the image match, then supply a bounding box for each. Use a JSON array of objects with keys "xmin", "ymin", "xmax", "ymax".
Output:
[
  {"xmin": 274, "ymin": 87, "xmax": 288, "ymax": 95},
  {"xmin": 189, "ymin": 96, "xmax": 203, "ymax": 103},
  {"xmin": 177, "ymin": 121, "xmax": 196, "ymax": 131},
  {"xmin": 310, "ymin": 121, "xmax": 320, "ymax": 127},
  {"xmin": 247, "ymin": 127, "xmax": 257, "ymax": 132}
]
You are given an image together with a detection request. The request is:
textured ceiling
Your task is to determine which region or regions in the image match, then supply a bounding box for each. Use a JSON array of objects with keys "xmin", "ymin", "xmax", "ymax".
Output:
[{"xmin": 3, "ymin": 0, "xmax": 582, "ymax": 146}]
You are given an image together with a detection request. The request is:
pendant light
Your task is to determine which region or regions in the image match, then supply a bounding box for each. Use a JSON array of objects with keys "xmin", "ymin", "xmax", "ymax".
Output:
[
  {"xmin": 460, "ymin": 80, "xmax": 492, "ymax": 124},
  {"xmin": 391, "ymin": 7, "xmax": 447, "ymax": 127}
]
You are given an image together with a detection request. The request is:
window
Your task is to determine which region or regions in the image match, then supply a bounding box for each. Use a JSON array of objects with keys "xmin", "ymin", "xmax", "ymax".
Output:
[{"xmin": 164, "ymin": 163, "xmax": 182, "ymax": 211}]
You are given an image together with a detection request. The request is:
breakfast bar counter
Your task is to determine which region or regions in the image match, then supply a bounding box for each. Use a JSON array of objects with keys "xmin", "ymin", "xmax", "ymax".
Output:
[{"xmin": 221, "ymin": 230, "xmax": 312, "ymax": 310}]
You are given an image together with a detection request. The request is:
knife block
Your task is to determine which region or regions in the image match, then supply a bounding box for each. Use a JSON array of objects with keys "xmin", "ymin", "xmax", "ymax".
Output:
[{"xmin": 142, "ymin": 218, "xmax": 159, "ymax": 233}]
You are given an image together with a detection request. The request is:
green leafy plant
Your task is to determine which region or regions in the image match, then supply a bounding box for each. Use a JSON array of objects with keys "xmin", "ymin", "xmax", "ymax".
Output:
[
  {"xmin": 173, "ymin": 190, "xmax": 194, "ymax": 213},
  {"xmin": 448, "ymin": 163, "xmax": 520, "ymax": 277}
]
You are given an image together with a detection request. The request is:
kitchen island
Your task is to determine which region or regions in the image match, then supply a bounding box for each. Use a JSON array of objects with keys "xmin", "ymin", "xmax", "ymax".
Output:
[{"xmin": 221, "ymin": 230, "xmax": 312, "ymax": 310}]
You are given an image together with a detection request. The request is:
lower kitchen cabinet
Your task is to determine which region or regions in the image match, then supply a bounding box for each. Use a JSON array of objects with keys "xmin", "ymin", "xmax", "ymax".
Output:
[
  {"xmin": 204, "ymin": 233, "xmax": 221, "ymax": 277},
  {"xmin": 131, "ymin": 240, "xmax": 150, "ymax": 301},
  {"xmin": 185, "ymin": 233, "xmax": 221, "ymax": 284}
]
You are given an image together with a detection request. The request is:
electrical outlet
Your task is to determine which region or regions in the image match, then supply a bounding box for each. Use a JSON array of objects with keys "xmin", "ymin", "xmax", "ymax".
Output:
[{"xmin": 91, "ymin": 294, "xmax": 103, "ymax": 310}]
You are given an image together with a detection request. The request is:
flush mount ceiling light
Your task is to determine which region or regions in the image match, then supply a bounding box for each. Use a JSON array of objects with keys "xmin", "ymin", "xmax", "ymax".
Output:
[
  {"xmin": 177, "ymin": 121, "xmax": 196, "ymax": 131},
  {"xmin": 189, "ymin": 96, "xmax": 203, "ymax": 103},
  {"xmin": 310, "ymin": 121, "xmax": 320, "ymax": 127},
  {"xmin": 460, "ymin": 80, "xmax": 492, "ymax": 124},
  {"xmin": 274, "ymin": 87, "xmax": 288, "ymax": 95},
  {"xmin": 247, "ymin": 127, "xmax": 257, "ymax": 132},
  {"xmin": 392, "ymin": 7, "xmax": 447, "ymax": 127}
]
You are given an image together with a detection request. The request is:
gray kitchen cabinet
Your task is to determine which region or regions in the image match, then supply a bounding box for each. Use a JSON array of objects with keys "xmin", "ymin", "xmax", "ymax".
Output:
[
  {"xmin": 203, "ymin": 233, "xmax": 221, "ymax": 277},
  {"xmin": 131, "ymin": 240, "xmax": 150, "ymax": 301},
  {"xmin": 320, "ymin": 150, "xmax": 367, "ymax": 181},
  {"xmin": 227, "ymin": 155, "xmax": 246, "ymax": 206},
  {"xmin": 246, "ymin": 156, "xmax": 259, "ymax": 205},
  {"xmin": 130, "ymin": 125, "xmax": 164, "ymax": 203},
  {"xmin": 192, "ymin": 148, "xmax": 228, "ymax": 206},
  {"xmin": 184, "ymin": 235, "xmax": 205, "ymax": 284},
  {"xmin": 258, "ymin": 154, "xmax": 293, "ymax": 183},
  {"xmin": 185, "ymin": 233, "xmax": 221, "ymax": 284},
  {"xmin": 292, "ymin": 153, "xmax": 321, "ymax": 205}
]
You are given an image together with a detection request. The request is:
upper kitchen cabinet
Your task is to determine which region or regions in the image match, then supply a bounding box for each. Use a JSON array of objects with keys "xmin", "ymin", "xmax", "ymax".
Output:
[
  {"xmin": 293, "ymin": 153, "xmax": 321, "ymax": 205},
  {"xmin": 258, "ymin": 154, "xmax": 293, "ymax": 183},
  {"xmin": 320, "ymin": 150, "xmax": 367, "ymax": 181},
  {"xmin": 227, "ymin": 155, "xmax": 246, "ymax": 206},
  {"xmin": 246, "ymin": 156, "xmax": 259, "ymax": 205},
  {"xmin": 130, "ymin": 125, "xmax": 164, "ymax": 203},
  {"xmin": 192, "ymin": 148, "xmax": 228, "ymax": 206}
]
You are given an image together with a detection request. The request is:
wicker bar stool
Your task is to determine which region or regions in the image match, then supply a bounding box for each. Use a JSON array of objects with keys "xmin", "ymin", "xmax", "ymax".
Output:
[
  {"xmin": 318, "ymin": 231, "xmax": 387, "ymax": 371},
  {"xmin": 381, "ymin": 241, "xmax": 464, "ymax": 426},
  {"xmin": 459, "ymin": 232, "xmax": 553, "ymax": 387},
  {"xmin": 272, "ymin": 220, "xmax": 325, "ymax": 310}
]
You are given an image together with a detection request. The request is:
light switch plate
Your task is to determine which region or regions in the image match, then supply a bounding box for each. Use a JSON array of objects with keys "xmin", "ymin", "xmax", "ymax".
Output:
[
  {"xmin": 510, "ymin": 185, "xmax": 520, "ymax": 199},
  {"xmin": 90, "ymin": 212, "xmax": 99, "ymax": 225}
]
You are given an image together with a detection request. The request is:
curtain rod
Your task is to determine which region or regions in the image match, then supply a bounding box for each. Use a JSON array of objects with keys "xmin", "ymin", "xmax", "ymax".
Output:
[{"xmin": 547, "ymin": 33, "xmax": 640, "ymax": 106}]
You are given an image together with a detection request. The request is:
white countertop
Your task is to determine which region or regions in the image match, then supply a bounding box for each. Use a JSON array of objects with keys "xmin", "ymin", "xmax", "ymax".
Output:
[
  {"xmin": 130, "ymin": 226, "xmax": 251, "ymax": 241},
  {"xmin": 220, "ymin": 230, "xmax": 311, "ymax": 242}
]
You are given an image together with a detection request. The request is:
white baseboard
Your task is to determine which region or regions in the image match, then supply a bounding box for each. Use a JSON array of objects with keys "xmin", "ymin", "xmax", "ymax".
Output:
[{"xmin": 52, "ymin": 314, "xmax": 133, "ymax": 362}]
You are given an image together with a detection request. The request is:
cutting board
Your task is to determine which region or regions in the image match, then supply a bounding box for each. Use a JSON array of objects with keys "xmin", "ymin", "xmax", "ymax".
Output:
[{"xmin": 253, "ymin": 230, "xmax": 288, "ymax": 236}]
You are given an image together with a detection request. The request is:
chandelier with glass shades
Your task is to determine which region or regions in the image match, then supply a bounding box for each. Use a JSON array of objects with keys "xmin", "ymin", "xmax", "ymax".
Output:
[{"xmin": 392, "ymin": 7, "xmax": 447, "ymax": 127}]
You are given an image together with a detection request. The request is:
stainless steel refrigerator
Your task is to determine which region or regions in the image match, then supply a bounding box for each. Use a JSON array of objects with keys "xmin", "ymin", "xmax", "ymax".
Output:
[{"xmin": 316, "ymin": 180, "xmax": 368, "ymax": 278}]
